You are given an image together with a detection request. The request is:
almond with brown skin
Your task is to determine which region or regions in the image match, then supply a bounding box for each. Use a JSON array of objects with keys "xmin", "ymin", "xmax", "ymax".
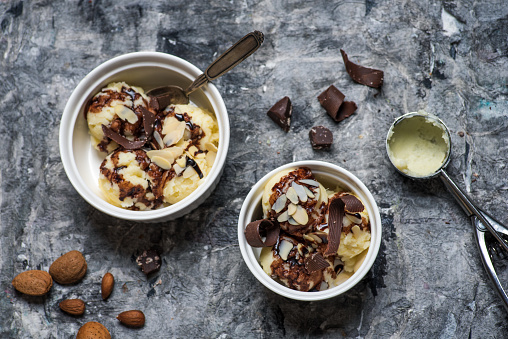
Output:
[
  {"xmin": 59, "ymin": 298, "xmax": 85, "ymax": 316},
  {"xmin": 76, "ymin": 321, "xmax": 111, "ymax": 339},
  {"xmin": 101, "ymin": 272, "xmax": 114, "ymax": 300},
  {"xmin": 117, "ymin": 310, "xmax": 145, "ymax": 328},
  {"xmin": 12, "ymin": 270, "xmax": 53, "ymax": 296},
  {"xmin": 49, "ymin": 250, "xmax": 87, "ymax": 284}
]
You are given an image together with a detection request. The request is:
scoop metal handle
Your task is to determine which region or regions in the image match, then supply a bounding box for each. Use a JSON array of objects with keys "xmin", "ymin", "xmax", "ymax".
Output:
[
  {"xmin": 439, "ymin": 169, "xmax": 508, "ymax": 252},
  {"xmin": 184, "ymin": 31, "xmax": 264, "ymax": 96}
]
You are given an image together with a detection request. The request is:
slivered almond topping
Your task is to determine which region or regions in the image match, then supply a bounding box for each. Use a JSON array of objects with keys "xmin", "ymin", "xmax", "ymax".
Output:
[
  {"xmin": 292, "ymin": 205, "xmax": 309, "ymax": 225},
  {"xmin": 278, "ymin": 240, "xmax": 293, "ymax": 261},
  {"xmin": 286, "ymin": 187, "xmax": 299, "ymax": 204},
  {"xmin": 114, "ymin": 105, "xmax": 138, "ymax": 124},
  {"xmin": 151, "ymin": 156, "xmax": 171, "ymax": 170},
  {"xmin": 287, "ymin": 203, "xmax": 297, "ymax": 216}
]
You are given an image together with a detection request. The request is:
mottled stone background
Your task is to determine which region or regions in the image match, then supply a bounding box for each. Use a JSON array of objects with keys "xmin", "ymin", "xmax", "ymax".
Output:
[{"xmin": 1, "ymin": 0, "xmax": 508, "ymax": 338}]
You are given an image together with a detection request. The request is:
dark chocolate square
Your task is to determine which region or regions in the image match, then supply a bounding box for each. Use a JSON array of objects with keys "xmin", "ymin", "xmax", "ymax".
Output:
[
  {"xmin": 318, "ymin": 85, "xmax": 345, "ymax": 121},
  {"xmin": 309, "ymin": 126, "xmax": 333, "ymax": 149}
]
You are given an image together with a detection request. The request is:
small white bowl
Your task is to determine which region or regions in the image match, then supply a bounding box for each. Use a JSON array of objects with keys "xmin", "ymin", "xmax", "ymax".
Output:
[
  {"xmin": 238, "ymin": 160, "xmax": 381, "ymax": 301},
  {"xmin": 59, "ymin": 52, "xmax": 230, "ymax": 222}
]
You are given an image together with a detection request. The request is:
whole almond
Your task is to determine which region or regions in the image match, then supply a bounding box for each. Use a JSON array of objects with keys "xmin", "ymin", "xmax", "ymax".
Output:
[
  {"xmin": 49, "ymin": 250, "xmax": 87, "ymax": 284},
  {"xmin": 101, "ymin": 272, "xmax": 114, "ymax": 300},
  {"xmin": 76, "ymin": 321, "xmax": 111, "ymax": 339},
  {"xmin": 117, "ymin": 310, "xmax": 145, "ymax": 328},
  {"xmin": 59, "ymin": 298, "xmax": 85, "ymax": 316},
  {"xmin": 12, "ymin": 270, "xmax": 53, "ymax": 296}
]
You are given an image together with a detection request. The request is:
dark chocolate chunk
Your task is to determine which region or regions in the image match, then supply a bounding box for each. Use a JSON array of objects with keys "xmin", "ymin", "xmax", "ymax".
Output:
[
  {"xmin": 136, "ymin": 249, "xmax": 162, "ymax": 275},
  {"xmin": 340, "ymin": 194, "xmax": 364, "ymax": 213},
  {"xmin": 102, "ymin": 125, "xmax": 146, "ymax": 150},
  {"xmin": 340, "ymin": 49, "xmax": 384, "ymax": 88},
  {"xmin": 318, "ymin": 85, "xmax": 345, "ymax": 120},
  {"xmin": 140, "ymin": 107, "xmax": 157, "ymax": 139},
  {"xmin": 267, "ymin": 96, "xmax": 292, "ymax": 132},
  {"xmin": 309, "ymin": 126, "xmax": 333, "ymax": 149},
  {"xmin": 305, "ymin": 252, "xmax": 330, "ymax": 273},
  {"xmin": 244, "ymin": 219, "xmax": 280, "ymax": 247},
  {"xmin": 336, "ymin": 101, "xmax": 357, "ymax": 122},
  {"xmin": 325, "ymin": 198, "xmax": 345, "ymax": 256}
]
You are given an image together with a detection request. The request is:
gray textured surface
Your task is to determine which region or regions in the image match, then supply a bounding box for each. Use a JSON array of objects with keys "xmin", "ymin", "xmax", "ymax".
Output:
[{"xmin": 1, "ymin": 0, "xmax": 508, "ymax": 338}]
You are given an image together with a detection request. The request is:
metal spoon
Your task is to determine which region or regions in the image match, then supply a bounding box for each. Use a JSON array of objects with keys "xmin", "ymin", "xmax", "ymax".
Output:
[
  {"xmin": 147, "ymin": 31, "xmax": 264, "ymax": 107},
  {"xmin": 386, "ymin": 111, "xmax": 508, "ymax": 311}
]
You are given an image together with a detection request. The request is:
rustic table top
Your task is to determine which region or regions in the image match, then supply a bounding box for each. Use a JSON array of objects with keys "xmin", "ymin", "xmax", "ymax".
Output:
[{"xmin": 1, "ymin": 0, "xmax": 508, "ymax": 337}]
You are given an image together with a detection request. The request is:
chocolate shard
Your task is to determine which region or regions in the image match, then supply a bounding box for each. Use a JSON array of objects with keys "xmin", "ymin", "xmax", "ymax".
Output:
[
  {"xmin": 336, "ymin": 101, "xmax": 357, "ymax": 122},
  {"xmin": 340, "ymin": 49, "xmax": 384, "ymax": 88},
  {"xmin": 136, "ymin": 249, "xmax": 162, "ymax": 275},
  {"xmin": 318, "ymin": 85, "xmax": 345, "ymax": 121},
  {"xmin": 102, "ymin": 125, "xmax": 146, "ymax": 150},
  {"xmin": 267, "ymin": 96, "xmax": 292, "ymax": 132},
  {"xmin": 325, "ymin": 198, "xmax": 345, "ymax": 256},
  {"xmin": 309, "ymin": 126, "xmax": 333, "ymax": 150},
  {"xmin": 244, "ymin": 219, "xmax": 280, "ymax": 247},
  {"xmin": 140, "ymin": 107, "xmax": 157, "ymax": 139},
  {"xmin": 340, "ymin": 194, "xmax": 364, "ymax": 213},
  {"xmin": 305, "ymin": 252, "xmax": 330, "ymax": 273}
]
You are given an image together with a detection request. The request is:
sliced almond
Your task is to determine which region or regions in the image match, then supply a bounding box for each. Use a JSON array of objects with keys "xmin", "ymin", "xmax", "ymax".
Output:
[
  {"xmin": 205, "ymin": 142, "xmax": 218, "ymax": 152},
  {"xmin": 114, "ymin": 105, "xmax": 138, "ymax": 124},
  {"xmin": 303, "ymin": 234, "xmax": 315, "ymax": 243},
  {"xmin": 291, "ymin": 182, "xmax": 307, "ymax": 202},
  {"xmin": 153, "ymin": 130, "xmax": 164, "ymax": 148},
  {"xmin": 163, "ymin": 121, "xmax": 186, "ymax": 146},
  {"xmin": 288, "ymin": 217, "xmax": 299, "ymax": 225},
  {"xmin": 299, "ymin": 179, "xmax": 319, "ymax": 187},
  {"xmin": 303, "ymin": 186, "xmax": 315, "ymax": 198},
  {"xmin": 151, "ymin": 156, "xmax": 172, "ymax": 170},
  {"xmin": 182, "ymin": 166, "xmax": 196, "ymax": 178},
  {"xmin": 342, "ymin": 215, "xmax": 353, "ymax": 228},
  {"xmin": 278, "ymin": 240, "xmax": 293, "ymax": 261},
  {"xmin": 292, "ymin": 205, "xmax": 309, "ymax": 225},
  {"xmin": 272, "ymin": 194, "xmax": 287, "ymax": 213},
  {"xmin": 205, "ymin": 151, "xmax": 217, "ymax": 165},
  {"xmin": 308, "ymin": 233, "xmax": 322, "ymax": 243},
  {"xmin": 173, "ymin": 163, "xmax": 185, "ymax": 175},
  {"xmin": 351, "ymin": 225, "xmax": 362, "ymax": 238},
  {"xmin": 195, "ymin": 152, "xmax": 206, "ymax": 159},
  {"xmin": 188, "ymin": 145, "xmax": 199, "ymax": 155},
  {"xmin": 161, "ymin": 116, "xmax": 180, "ymax": 135},
  {"xmin": 176, "ymin": 156, "xmax": 187, "ymax": 168},
  {"xmin": 286, "ymin": 187, "xmax": 299, "ymax": 204},
  {"xmin": 277, "ymin": 211, "xmax": 289, "ymax": 222},
  {"xmin": 287, "ymin": 203, "xmax": 297, "ymax": 216},
  {"xmin": 345, "ymin": 213, "xmax": 362, "ymax": 225}
]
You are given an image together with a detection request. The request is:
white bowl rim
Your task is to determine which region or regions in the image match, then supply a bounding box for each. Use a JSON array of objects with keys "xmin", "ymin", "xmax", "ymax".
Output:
[
  {"xmin": 237, "ymin": 160, "xmax": 382, "ymax": 301},
  {"xmin": 59, "ymin": 51, "xmax": 230, "ymax": 221}
]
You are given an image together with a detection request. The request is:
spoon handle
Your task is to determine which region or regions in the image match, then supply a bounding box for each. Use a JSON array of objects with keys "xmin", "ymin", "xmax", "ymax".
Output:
[{"xmin": 185, "ymin": 31, "xmax": 264, "ymax": 95}]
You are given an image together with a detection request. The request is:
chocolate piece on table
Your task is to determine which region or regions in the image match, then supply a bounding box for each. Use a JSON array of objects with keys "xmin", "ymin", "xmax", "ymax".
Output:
[
  {"xmin": 340, "ymin": 194, "xmax": 364, "ymax": 213},
  {"xmin": 318, "ymin": 85, "xmax": 345, "ymax": 121},
  {"xmin": 136, "ymin": 249, "xmax": 162, "ymax": 275},
  {"xmin": 309, "ymin": 126, "xmax": 333, "ymax": 150},
  {"xmin": 325, "ymin": 198, "xmax": 345, "ymax": 256},
  {"xmin": 244, "ymin": 219, "xmax": 280, "ymax": 247},
  {"xmin": 305, "ymin": 252, "xmax": 330, "ymax": 273},
  {"xmin": 102, "ymin": 125, "xmax": 146, "ymax": 150},
  {"xmin": 267, "ymin": 96, "xmax": 292, "ymax": 132},
  {"xmin": 340, "ymin": 49, "xmax": 384, "ymax": 88},
  {"xmin": 335, "ymin": 100, "xmax": 358, "ymax": 122}
]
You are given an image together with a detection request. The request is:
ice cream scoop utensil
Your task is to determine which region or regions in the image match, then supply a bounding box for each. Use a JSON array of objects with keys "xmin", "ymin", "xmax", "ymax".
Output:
[
  {"xmin": 386, "ymin": 112, "xmax": 508, "ymax": 311},
  {"xmin": 147, "ymin": 31, "xmax": 264, "ymax": 105}
]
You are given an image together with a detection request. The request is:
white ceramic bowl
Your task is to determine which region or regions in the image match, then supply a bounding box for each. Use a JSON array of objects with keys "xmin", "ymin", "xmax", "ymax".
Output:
[
  {"xmin": 238, "ymin": 160, "xmax": 381, "ymax": 301},
  {"xmin": 59, "ymin": 52, "xmax": 230, "ymax": 222}
]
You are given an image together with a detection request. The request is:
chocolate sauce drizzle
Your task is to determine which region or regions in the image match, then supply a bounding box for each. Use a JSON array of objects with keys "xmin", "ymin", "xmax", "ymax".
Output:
[{"xmin": 186, "ymin": 156, "xmax": 203, "ymax": 179}]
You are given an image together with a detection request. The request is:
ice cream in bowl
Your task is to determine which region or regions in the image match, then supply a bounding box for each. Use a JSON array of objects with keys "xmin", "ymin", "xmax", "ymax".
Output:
[
  {"xmin": 238, "ymin": 161, "xmax": 382, "ymax": 301},
  {"xmin": 59, "ymin": 52, "xmax": 229, "ymax": 222}
]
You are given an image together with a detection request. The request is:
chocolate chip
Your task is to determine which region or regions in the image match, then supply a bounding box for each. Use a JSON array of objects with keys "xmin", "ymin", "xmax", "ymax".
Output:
[
  {"xmin": 309, "ymin": 126, "xmax": 333, "ymax": 149},
  {"xmin": 305, "ymin": 252, "xmax": 330, "ymax": 273},
  {"xmin": 102, "ymin": 125, "xmax": 147, "ymax": 150},
  {"xmin": 340, "ymin": 49, "xmax": 384, "ymax": 88},
  {"xmin": 324, "ymin": 198, "xmax": 345, "ymax": 256},
  {"xmin": 136, "ymin": 249, "xmax": 162, "ymax": 275},
  {"xmin": 318, "ymin": 85, "xmax": 345, "ymax": 120},
  {"xmin": 340, "ymin": 194, "xmax": 364, "ymax": 213},
  {"xmin": 267, "ymin": 96, "xmax": 292, "ymax": 132},
  {"xmin": 244, "ymin": 219, "xmax": 280, "ymax": 247}
]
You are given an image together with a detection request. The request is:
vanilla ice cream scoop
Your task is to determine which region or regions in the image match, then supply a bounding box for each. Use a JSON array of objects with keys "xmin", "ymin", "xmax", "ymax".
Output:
[
  {"xmin": 99, "ymin": 149, "xmax": 166, "ymax": 210},
  {"xmin": 87, "ymin": 82, "xmax": 153, "ymax": 153}
]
